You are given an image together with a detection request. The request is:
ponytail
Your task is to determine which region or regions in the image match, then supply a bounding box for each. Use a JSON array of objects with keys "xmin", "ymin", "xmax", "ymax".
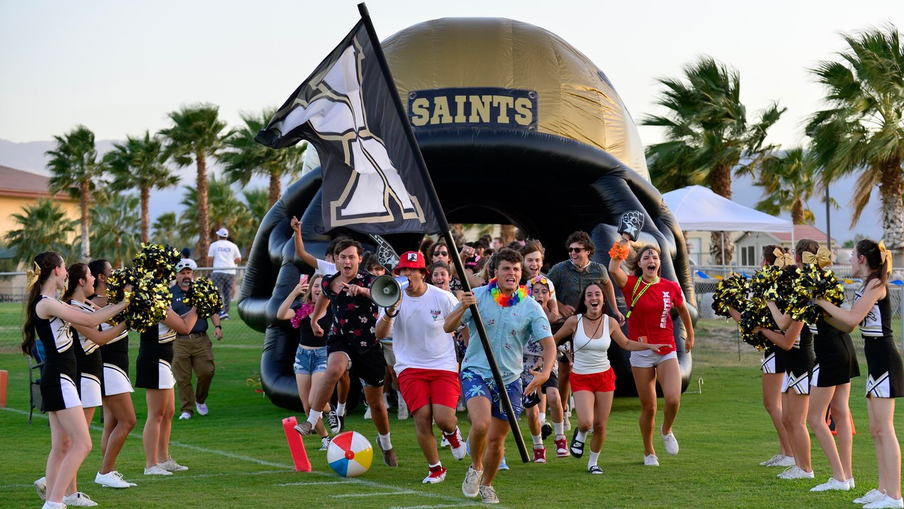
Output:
[{"xmin": 21, "ymin": 251, "xmax": 64, "ymax": 356}]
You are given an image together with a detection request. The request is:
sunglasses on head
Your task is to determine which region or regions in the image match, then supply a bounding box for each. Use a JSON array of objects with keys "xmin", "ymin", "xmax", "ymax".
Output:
[
  {"xmin": 434, "ymin": 251, "xmax": 449, "ymax": 256},
  {"xmin": 567, "ymin": 247, "xmax": 584, "ymax": 253}
]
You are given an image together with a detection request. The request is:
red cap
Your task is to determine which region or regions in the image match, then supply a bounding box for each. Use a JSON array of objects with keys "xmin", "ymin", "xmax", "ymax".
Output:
[{"xmin": 393, "ymin": 251, "xmax": 426, "ymax": 275}]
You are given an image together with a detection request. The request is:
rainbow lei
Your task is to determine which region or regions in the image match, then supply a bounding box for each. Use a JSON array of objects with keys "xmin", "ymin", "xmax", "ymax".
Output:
[{"xmin": 488, "ymin": 278, "xmax": 529, "ymax": 307}]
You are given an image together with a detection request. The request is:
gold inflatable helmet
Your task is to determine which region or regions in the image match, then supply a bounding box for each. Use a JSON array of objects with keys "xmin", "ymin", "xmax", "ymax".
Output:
[{"xmin": 382, "ymin": 17, "xmax": 649, "ymax": 180}]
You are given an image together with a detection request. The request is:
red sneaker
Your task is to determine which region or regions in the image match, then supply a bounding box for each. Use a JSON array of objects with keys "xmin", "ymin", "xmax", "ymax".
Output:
[
  {"xmin": 444, "ymin": 427, "xmax": 467, "ymax": 460},
  {"xmin": 555, "ymin": 435, "xmax": 568, "ymax": 458},
  {"xmin": 533, "ymin": 445, "xmax": 547, "ymax": 463},
  {"xmin": 423, "ymin": 465, "xmax": 447, "ymax": 484}
]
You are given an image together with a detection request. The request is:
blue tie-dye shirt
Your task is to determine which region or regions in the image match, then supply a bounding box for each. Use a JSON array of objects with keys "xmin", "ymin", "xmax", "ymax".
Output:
[{"xmin": 457, "ymin": 285, "xmax": 552, "ymax": 384}]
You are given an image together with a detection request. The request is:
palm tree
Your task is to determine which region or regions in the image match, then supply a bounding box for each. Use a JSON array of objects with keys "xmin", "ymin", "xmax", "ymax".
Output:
[
  {"xmin": 152, "ymin": 212, "xmax": 186, "ymax": 250},
  {"xmin": 90, "ymin": 193, "xmax": 141, "ymax": 268},
  {"xmin": 5, "ymin": 199, "xmax": 78, "ymax": 266},
  {"xmin": 105, "ymin": 131, "xmax": 180, "ymax": 243},
  {"xmin": 806, "ymin": 25, "xmax": 904, "ymax": 261},
  {"xmin": 46, "ymin": 125, "xmax": 108, "ymax": 261},
  {"xmin": 642, "ymin": 56, "xmax": 785, "ymax": 265},
  {"xmin": 221, "ymin": 109, "xmax": 306, "ymax": 207},
  {"xmin": 742, "ymin": 148, "xmax": 834, "ymax": 225},
  {"xmin": 178, "ymin": 174, "xmax": 256, "ymax": 256},
  {"xmin": 159, "ymin": 104, "xmax": 228, "ymax": 260}
]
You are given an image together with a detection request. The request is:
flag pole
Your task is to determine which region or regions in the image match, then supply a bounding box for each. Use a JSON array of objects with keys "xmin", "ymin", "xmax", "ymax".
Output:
[{"xmin": 357, "ymin": 2, "xmax": 530, "ymax": 463}]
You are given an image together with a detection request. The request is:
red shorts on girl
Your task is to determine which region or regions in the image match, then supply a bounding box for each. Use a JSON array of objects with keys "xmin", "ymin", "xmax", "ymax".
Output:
[{"xmin": 570, "ymin": 368, "xmax": 616, "ymax": 393}]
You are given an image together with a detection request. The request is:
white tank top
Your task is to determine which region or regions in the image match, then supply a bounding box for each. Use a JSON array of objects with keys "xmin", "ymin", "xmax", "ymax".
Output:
[{"xmin": 572, "ymin": 314, "xmax": 612, "ymax": 375}]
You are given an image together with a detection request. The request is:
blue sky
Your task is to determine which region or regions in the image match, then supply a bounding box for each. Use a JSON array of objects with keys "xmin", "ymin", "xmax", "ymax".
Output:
[
  {"xmin": 1, "ymin": 0, "xmax": 898, "ymax": 146},
  {"xmin": 0, "ymin": 1, "xmax": 898, "ymax": 243}
]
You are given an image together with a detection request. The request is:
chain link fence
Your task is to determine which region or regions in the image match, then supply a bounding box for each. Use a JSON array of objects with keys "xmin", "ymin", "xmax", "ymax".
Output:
[{"xmin": 692, "ymin": 265, "xmax": 904, "ymax": 352}]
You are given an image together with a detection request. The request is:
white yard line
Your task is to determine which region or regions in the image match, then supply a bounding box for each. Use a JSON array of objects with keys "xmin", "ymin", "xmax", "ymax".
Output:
[{"xmin": 2, "ymin": 405, "xmax": 498, "ymax": 507}]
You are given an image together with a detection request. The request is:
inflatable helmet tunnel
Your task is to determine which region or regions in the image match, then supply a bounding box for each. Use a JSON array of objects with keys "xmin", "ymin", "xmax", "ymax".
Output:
[{"xmin": 239, "ymin": 18, "xmax": 698, "ymax": 411}]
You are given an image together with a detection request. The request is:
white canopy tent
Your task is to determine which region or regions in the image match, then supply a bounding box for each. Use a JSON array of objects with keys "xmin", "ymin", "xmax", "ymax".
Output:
[{"xmin": 662, "ymin": 185, "xmax": 794, "ymax": 265}]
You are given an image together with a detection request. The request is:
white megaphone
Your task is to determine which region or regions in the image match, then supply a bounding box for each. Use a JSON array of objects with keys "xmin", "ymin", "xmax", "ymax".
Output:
[{"xmin": 370, "ymin": 275, "xmax": 409, "ymax": 308}]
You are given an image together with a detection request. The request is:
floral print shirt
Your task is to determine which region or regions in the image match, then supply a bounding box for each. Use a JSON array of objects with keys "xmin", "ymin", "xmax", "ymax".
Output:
[{"xmin": 322, "ymin": 270, "xmax": 379, "ymax": 350}]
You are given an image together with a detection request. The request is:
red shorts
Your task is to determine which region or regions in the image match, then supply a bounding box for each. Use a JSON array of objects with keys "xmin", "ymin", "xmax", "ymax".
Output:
[
  {"xmin": 398, "ymin": 368, "xmax": 461, "ymax": 412},
  {"xmin": 570, "ymin": 369, "xmax": 616, "ymax": 393}
]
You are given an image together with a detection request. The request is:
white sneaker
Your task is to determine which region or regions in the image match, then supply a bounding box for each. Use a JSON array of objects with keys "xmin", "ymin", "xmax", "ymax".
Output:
[
  {"xmin": 774, "ymin": 455, "xmax": 796, "ymax": 467},
  {"xmin": 95, "ymin": 470, "xmax": 136, "ymax": 488},
  {"xmin": 462, "ymin": 466, "xmax": 483, "ymax": 498},
  {"xmin": 855, "ymin": 489, "xmax": 886, "ymax": 505},
  {"xmin": 777, "ymin": 466, "xmax": 815, "ymax": 479},
  {"xmin": 449, "ymin": 428, "xmax": 468, "ymax": 461},
  {"xmin": 364, "ymin": 406, "xmax": 372, "ymax": 420},
  {"xmin": 644, "ymin": 454, "xmax": 660, "ymax": 466},
  {"xmin": 848, "ymin": 478, "xmax": 857, "ymax": 489},
  {"xmin": 63, "ymin": 492, "xmax": 98, "ymax": 507},
  {"xmin": 811, "ymin": 477, "xmax": 851, "ymax": 492},
  {"xmin": 864, "ymin": 495, "xmax": 904, "ymax": 509},
  {"xmin": 179, "ymin": 412, "xmax": 192, "ymax": 420},
  {"xmin": 319, "ymin": 436, "xmax": 331, "ymax": 451},
  {"xmin": 661, "ymin": 426, "xmax": 679, "ymax": 456},
  {"xmin": 397, "ymin": 400, "xmax": 409, "ymax": 420},
  {"xmin": 196, "ymin": 402, "xmax": 209, "ymax": 416},
  {"xmin": 144, "ymin": 465, "xmax": 173, "ymax": 476},
  {"xmin": 760, "ymin": 454, "xmax": 783, "ymax": 466},
  {"xmin": 158, "ymin": 456, "xmax": 189, "ymax": 472},
  {"xmin": 34, "ymin": 477, "xmax": 46, "ymax": 501},
  {"xmin": 440, "ymin": 436, "xmax": 450, "ymax": 448}
]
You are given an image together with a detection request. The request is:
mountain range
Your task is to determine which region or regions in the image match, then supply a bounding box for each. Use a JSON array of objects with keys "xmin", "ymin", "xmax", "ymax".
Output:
[{"xmin": 0, "ymin": 138, "xmax": 883, "ymax": 244}]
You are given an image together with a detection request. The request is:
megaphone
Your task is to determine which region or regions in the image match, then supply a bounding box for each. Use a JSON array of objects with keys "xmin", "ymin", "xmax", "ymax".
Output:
[{"xmin": 370, "ymin": 275, "xmax": 409, "ymax": 308}]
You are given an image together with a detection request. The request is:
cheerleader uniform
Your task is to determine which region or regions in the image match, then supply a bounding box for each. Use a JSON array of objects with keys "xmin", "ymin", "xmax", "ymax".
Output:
[
  {"xmin": 99, "ymin": 317, "xmax": 133, "ymax": 396},
  {"xmin": 781, "ymin": 326, "xmax": 815, "ymax": 395},
  {"xmin": 809, "ymin": 316, "xmax": 860, "ymax": 387},
  {"xmin": 135, "ymin": 322, "xmax": 177, "ymax": 390},
  {"xmin": 856, "ymin": 287, "xmax": 904, "ymax": 398},
  {"xmin": 761, "ymin": 345, "xmax": 787, "ymax": 375},
  {"xmin": 33, "ymin": 295, "xmax": 81, "ymax": 411},
  {"xmin": 71, "ymin": 300, "xmax": 104, "ymax": 408}
]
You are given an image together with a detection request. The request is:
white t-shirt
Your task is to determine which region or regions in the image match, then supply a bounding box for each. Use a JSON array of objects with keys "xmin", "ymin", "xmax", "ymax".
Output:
[
  {"xmin": 316, "ymin": 259, "xmax": 337, "ymax": 276},
  {"xmin": 208, "ymin": 239, "xmax": 242, "ymax": 274},
  {"xmin": 379, "ymin": 285, "xmax": 459, "ymax": 374}
]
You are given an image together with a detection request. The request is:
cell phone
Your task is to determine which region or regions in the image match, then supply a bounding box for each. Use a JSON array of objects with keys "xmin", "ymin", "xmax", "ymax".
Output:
[{"xmin": 299, "ymin": 274, "xmax": 309, "ymax": 285}]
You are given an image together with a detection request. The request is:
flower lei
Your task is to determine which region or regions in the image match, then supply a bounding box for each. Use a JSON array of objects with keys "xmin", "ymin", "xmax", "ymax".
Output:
[
  {"xmin": 608, "ymin": 241, "xmax": 630, "ymax": 261},
  {"xmin": 488, "ymin": 278, "xmax": 529, "ymax": 307},
  {"xmin": 290, "ymin": 302, "xmax": 315, "ymax": 328}
]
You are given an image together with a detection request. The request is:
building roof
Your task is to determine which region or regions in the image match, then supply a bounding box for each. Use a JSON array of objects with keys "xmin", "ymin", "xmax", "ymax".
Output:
[
  {"xmin": 772, "ymin": 224, "xmax": 836, "ymax": 244},
  {"xmin": 0, "ymin": 165, "xmax": 75, "ymax": 199}
]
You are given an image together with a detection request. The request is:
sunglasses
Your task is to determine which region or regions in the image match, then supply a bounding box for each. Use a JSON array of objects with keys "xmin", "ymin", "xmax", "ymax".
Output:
[
  {"xmin": 434, "ymin": 251, "xmax": 449, "ymax": 256},
  {"xmin": 567, "ymin": 247, "xmax": 585, "ymax": 253}
]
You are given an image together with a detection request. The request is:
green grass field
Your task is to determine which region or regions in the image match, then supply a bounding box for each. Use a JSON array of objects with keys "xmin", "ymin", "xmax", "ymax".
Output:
[{"xmin": 1, "ymin": 306, "xmax": 903, "ymax": 508}]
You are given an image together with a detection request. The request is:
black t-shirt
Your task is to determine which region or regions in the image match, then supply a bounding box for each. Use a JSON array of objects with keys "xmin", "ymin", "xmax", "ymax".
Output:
[{"xmin": 322, "ymin": 270, "xmax": 379, "ymax": 349}]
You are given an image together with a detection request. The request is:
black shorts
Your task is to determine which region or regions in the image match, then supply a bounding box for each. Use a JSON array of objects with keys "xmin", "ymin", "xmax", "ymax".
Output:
[
  {"xmin": 864, "ymin": 336, "xmax": 904, "ymax": 398},
  {"xmin": 542, "ymin": 371, "xmax": 559, "ymax": 391},
  {"xmin": 811, "ymin": 328, "xmax": 860, "ymax": 387},
  {"xmin": 327, "ymin": 339, "xmax": 386, "ymax": 387}
]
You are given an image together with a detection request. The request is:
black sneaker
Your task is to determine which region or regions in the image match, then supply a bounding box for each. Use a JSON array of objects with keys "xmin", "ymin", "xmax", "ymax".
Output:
[
  {"xmin": 327, "ymin": 411, "xmax": 341, "ymax": 434},
  {"xmin": 570, "ymin": 428, "xmax": 584, "ymax": 458},
  {"xmin": 338, "ymin": 414, "xmax": 346, "ymax": 432},
  {"xmin": 541, "ymin": 420, "xmax": 553, "ymax": 441}
]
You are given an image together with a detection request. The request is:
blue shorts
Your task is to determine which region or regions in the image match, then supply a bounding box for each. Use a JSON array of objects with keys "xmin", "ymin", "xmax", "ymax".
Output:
[
  {"xmin": 294, "ymin": 346, "xmax": 328, "ymax": 375},
  {"xmin": 460, "ymin": 369, "xmax": 523, "ymax": 421}
]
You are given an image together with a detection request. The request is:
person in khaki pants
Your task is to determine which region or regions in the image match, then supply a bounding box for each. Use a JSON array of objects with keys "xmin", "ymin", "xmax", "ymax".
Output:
[{"xmin": 170, "ymin": 259, "xmax": 222, "ymax": 420}]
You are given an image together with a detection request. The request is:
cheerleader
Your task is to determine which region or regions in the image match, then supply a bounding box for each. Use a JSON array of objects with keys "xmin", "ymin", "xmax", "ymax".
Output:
[
  {"xmin": 21, "ymin": 252, "xmax": 130, "ymax": 509},
  {"xmin": 816, "ymin": 239, "xmax": 904, "ymax": 508},
  {"xmin": 135, "ymin": 300, "xmax": 197, "ymax": 475},
  {"xmin": 87, "ymin": 259, "xmax": 138, "ymax": 488}
]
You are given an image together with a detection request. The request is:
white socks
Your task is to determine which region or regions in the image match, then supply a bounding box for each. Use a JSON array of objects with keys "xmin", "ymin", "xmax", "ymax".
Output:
[
  {"xmin": 378, "ymin": 433, "xmax": 392, "ymax": 450},
  {"xmin": 576, "ymin": 429, "xmax": 588, "ymax": 442},
  {"xmin": 589, "ymin": 450, "xmax": 600, "ymax": 468},
  {"xmin": 531, "ymin": 434, "xmax": 543, "ymax": 446},
  {"xmin": 336, "ymin": 402, "xmax": 346, "ymax": 416},
  {"xmin": 307, "ymin": 410, "xmax": 323, "ymax": 425},
  {"xmin": 554, "ymin": 421, "xmax": 564, "ymax": 436}
]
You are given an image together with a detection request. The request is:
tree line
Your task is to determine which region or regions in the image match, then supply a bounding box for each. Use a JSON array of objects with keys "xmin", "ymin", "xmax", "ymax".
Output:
[
  {"xmin": 4, "ymin": 105, "xmax": 306, "ymax": 268},
  {"xmin": 4, "ymin": 25, "xmax": 902, "ymax": 268}
]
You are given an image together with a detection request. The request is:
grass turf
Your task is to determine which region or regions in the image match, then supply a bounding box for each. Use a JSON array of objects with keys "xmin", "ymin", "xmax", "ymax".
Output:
[{"xmin": 1, "ymin": 307, "xmax": 902, "ymax": 508}]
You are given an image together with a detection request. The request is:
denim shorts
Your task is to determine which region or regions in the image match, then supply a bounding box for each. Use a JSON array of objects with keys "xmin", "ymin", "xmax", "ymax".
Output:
[{"xmin": 294, "ymin": 345, "xmax": 328, "ymax": 375}]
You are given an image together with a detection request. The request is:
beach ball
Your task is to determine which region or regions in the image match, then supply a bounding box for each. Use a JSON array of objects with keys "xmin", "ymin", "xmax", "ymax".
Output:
[{"xmin": 327, "ymin": 431, "xmax": 373, "ymax": 477}]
